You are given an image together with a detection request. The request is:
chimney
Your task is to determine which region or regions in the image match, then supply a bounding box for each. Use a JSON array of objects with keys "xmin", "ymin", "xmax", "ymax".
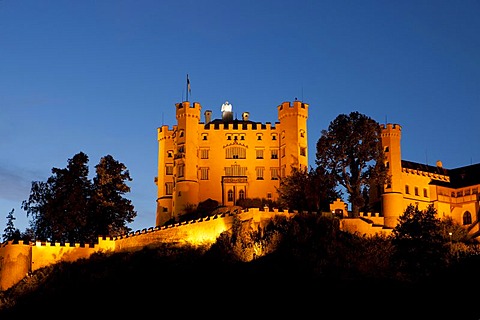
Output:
[{"xmin": 204, "ymin": 110, "xmax": 212, "ymax": 123}]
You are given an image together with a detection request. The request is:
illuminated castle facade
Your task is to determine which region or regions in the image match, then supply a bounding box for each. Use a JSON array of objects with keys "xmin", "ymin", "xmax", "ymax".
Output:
[
  {"xmin": 155, "ymin": 100, "xmax": 308, "ymax": 226},
  {"xmin": 377, "ymin": 123, "xmax": 480, "ymax": 234}
]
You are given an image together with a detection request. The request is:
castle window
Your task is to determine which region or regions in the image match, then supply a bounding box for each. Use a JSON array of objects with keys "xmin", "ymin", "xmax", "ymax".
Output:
[
  {"xmin": 234, "ymin": 135, "xmax": 238, "ymax": 140},
  {"xmin": 405, "ymin": 185, "xmax": 410, "ymax": 194},
  {"xmin": 414, "ymin": 187, "xmax": 419, "ymax": 196},
  {"xmin": 179, "ymin": 130, "xmax": 184, "ymax": 137},
  {"xmin": 465, "ymin": 189, "xmax": 471, "ymax": 196},
  {"xmin": 271, "ymin": 167, "xmax": 279, "ymax": 180},
  {"xmin": 225, "ymin": 164, "xmax": 247, "ymax": 176},
  {"xmin": 226, "ymin": 146, "xmax": 246, "ymax": 159},
  {"xmin": 165, "ymin": 182, "xmax": 173, "ymax": 195},
  {"xmin": 202, "ymin": 134, "xmax": 208, "ymax": 140},
  {"xmin": 227, "ymin": 135, "xmax": 232, "ymax": 140},
  {"xmin": 240, "ymin": 135, "xmax": 245, "ymax": 140},
  {"xmin": 385, "ymin": 161, "xmax": 389, "ymax": 168},
  {"xmin": 228, "ymin": 190, "xmax": 234, "ymax": 202},
  {"xmin": 267, "ymin": 192, "xmax": 272, "ymax": 199},
  {"xmin": 166, "ymin": 165, "xmax": 173, "ymax": 175},
  {"xmin": 200, "ymin": 149, "xmax": 209, "ymax": 159},
  {"xmin": 178, "ymin": 164, "xmax": 184, "ymax": 178},
  {"xmin": 384, "ymin": 146, "xmax": 389, "ymax": 152},
  {"xmin": 239, "ymin": 189, "xmax": 245, "ymax": 200},
  {"xmin": 200, "ymin": 167, "xmax": 209, "ymax": 180},
  {"xmin": 300, "ymin": 130, "xmax": 305, "ymax": 138},
  {"xmin": 423, "ymin": 188, "xmax": 428, "ymax": 197},
  {"xmin": 300, "ymin": 147, "xmax": 306, "ymax": 157},
  {"xmin": 451, "ymin": 192, "xmax": 455, "ymax": 197},
  {"xmin": 256, "ymin": 167, "xmax": 265, "ymax": 180},
  {"xmin": 256, "ymin": 149, "xmax": 264, "ymax": 159},
  {"xmin": 463, "ymin": 211, "xmax": 472, "ymax": 225},
  {"xmin": 257, "ymin": 134, "xmax": 262, "ymax": 141},
  {"xmin": 271, "ymin": 149, "xmax": 278, "ymax": 159},
  {"xmin": 167, "ymin": 150, "xmax": 173, "ymax": 158},
  {"xmin": 272, "ymin": 134, "xmax": 277, "ymax": 140},
  {"xmin": 473, "ymin": 188, "xmax": 478, "ymax": 194},
  {"xmin": 281, "ymin": 165, "xmax": 286, "ymax": 178},
  {"xmin": 457, "ymin": 191, "xmax": 463, "ymax": 197}
]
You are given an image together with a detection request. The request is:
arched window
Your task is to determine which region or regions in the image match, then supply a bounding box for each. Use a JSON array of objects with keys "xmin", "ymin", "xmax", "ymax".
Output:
[
  {"xmin": 239, "ymin": 189, "xmax": 245, "ymax": 200},
  {"xmin": 227, "ymin": 189, "xmax": 234, "ymax": 202},
  {"xmin": 463, "ymin": 211, "xmax": 472, "ymax": 225}
]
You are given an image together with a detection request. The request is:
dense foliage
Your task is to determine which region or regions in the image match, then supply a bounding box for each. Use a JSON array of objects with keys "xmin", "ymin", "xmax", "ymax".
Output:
[
  {"xmin": 1, "ymin": 209, "xmax": 20, "ymax": 243},
  {"xmin": 315, "ymin": 111, "xmax": 388, "ymax": 217},
  {"xmin": 20, "ymin": 152, "xmax": 136, "ymax": 244},
  {"xmin": 276, "ymin": 166, "xmax": 340, "ymax": 212},
  {"xmin": 1, "ymin": 210, "xmax": 479, "ymax": 318}
]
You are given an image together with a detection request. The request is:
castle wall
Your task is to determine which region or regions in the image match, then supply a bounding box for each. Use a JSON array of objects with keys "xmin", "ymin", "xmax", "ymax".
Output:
[
  {"xmin": 340, "ymin": 218, "xmax": 392, "ymax": 238},
  {"xmin": 0, "ymin": 241, "xmax": 31, "ymax": 291},
  {"xmin": 0, "ymin": 208, "xmax": 292, "ymax": 291}
]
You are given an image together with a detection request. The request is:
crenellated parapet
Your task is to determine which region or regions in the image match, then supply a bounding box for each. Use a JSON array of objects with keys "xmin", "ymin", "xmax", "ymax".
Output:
[
  {"xmin": 402, "ymin": 167, "xmax": 450, "ymax": 182},
  {"xmin": 1, "ymin": 205, "xmax": 389, "ymax": 292},
  {"xmin": 0, "ymin": 207, "xmax": 296, "ymax": 291},
  {"xmin": 277, "ymin": 100, "xmax": 308, "ymax": 121}
]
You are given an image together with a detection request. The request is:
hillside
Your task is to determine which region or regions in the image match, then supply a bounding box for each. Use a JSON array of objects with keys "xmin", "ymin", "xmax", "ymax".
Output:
[{"xmin": 1, "ymin": 215, "xmax": 479, "ymax": 319}]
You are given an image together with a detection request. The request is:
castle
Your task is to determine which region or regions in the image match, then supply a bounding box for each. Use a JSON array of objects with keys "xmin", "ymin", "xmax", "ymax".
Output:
[
  {"xmin": 155, "ymin": 99, "xmax": 480, "ymax": 236},
  {"xmin": 1, "ymin": 98, "xmax": 479, "ymax": 292},
  {"xmin": 155, "ymin": 99, "xmax": 308, "ymax": 226}
]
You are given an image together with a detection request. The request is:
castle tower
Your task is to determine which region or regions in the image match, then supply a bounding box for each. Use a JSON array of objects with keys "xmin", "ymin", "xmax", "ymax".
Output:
[
  {"xmin": 173, "ymin": 101, "xmax": 201, "ymax": 218},
  {"xmin": 156, "ymin": 124, "xmax": 175, "ymax": 226},
  {"xmin": 277, "ymin": 100, "xmax": 309, "ymax": 177},
  {"xmin": 380, "ymin": 123, "xmax": 404, "ymax": 228}
]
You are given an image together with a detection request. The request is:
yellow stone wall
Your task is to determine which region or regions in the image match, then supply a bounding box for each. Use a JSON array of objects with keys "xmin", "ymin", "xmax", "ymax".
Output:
[{"xmin": 0, "ymin": 208, "xmax": 292, "ymax": 292}]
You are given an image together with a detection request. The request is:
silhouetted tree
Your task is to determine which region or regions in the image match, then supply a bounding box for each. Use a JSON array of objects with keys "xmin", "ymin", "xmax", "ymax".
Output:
[
  {"xmin": 391, "ymin": 204, "xmax": 449, "ymax": 280},
  {"xmin": 2, "ymin": 208, "xmax": 21, "ymax": 243},
  {"xmin": 276, "ymin": 166, "xmax": 340, "ymax": 213},
  {"xmin": 90, "ymin": 155, "xmax": 136, "ymax": 239},
  {"xmin": 22, "ymin": 152, "xmax": 92, "ymax": 243},
  {"xmin": 315, "ymin": 112, "xmax": 388, "ymax": 217},
  {"xmin": 22, "ymin": 152, "xmax": 136, "ymax": 244}
]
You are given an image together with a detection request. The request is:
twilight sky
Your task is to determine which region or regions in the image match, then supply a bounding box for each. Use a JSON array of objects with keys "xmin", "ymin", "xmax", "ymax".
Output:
[{"xmin": 1, "ymin": 0, "xmax": 479, "ymax": 234}]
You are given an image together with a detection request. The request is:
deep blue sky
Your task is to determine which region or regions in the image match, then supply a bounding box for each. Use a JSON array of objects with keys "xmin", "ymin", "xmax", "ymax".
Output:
[{"xmin": 1, "ymin": 0, "xmax": 479, "ymax": 234}]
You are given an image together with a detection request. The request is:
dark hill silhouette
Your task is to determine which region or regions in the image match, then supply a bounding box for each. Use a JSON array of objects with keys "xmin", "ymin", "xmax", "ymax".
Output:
[{"xmin": 1, "ymin": 215, "xmax": 479, "ymax": 319}]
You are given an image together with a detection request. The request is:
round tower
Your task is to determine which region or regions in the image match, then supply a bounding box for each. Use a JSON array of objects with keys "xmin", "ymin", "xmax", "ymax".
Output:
[
  {"xmin": 277, "ymin": 100, "xmax": 309, "ymax": 176},
  {"xmin": 380, "ymin": 123, "xmax": 404, "ymax": 228},
  {"xmin": 156, "ymin": 124, "xmax": 174, "ymax": 226},
  {"xmin": 173, "ymin": 101, "xmax": 201, "ymax": 219}
]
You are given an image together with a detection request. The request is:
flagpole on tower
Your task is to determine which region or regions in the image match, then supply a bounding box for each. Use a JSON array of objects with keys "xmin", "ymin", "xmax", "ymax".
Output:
[{"xmin": 186, "ymin": 74, "xmax": 191, "ymax": 102}]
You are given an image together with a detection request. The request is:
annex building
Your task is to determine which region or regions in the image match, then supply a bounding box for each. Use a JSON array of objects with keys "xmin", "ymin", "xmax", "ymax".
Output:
[{"xmin": 375, "ymin": 123, "xmax": 480, "ymax": 234}]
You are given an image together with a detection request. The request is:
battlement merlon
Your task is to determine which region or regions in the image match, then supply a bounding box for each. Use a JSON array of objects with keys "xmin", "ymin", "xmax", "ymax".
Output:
[
  {"xmin": 380, "ymin": 123, "xmax": 402, "ymax": 131},
  {"xmin": 176, "ymin": 101, "xmax": 202, "ymax": 120},
  {"xmin": 277, "ymin": 101, "xmax": 309, "ymax": 120}
]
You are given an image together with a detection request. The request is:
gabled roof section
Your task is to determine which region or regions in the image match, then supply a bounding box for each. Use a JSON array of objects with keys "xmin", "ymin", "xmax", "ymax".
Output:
[
  {"xmin": 402, "ymin": 160, "xmax": 480, "ymax": 188},
  {"xmin": 402, "ymin": 160, "xmax": 449, "ymax": 176},
  {"xmin": 447, "ymin": 163, "xmax": 480, "ymax": 188}
]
